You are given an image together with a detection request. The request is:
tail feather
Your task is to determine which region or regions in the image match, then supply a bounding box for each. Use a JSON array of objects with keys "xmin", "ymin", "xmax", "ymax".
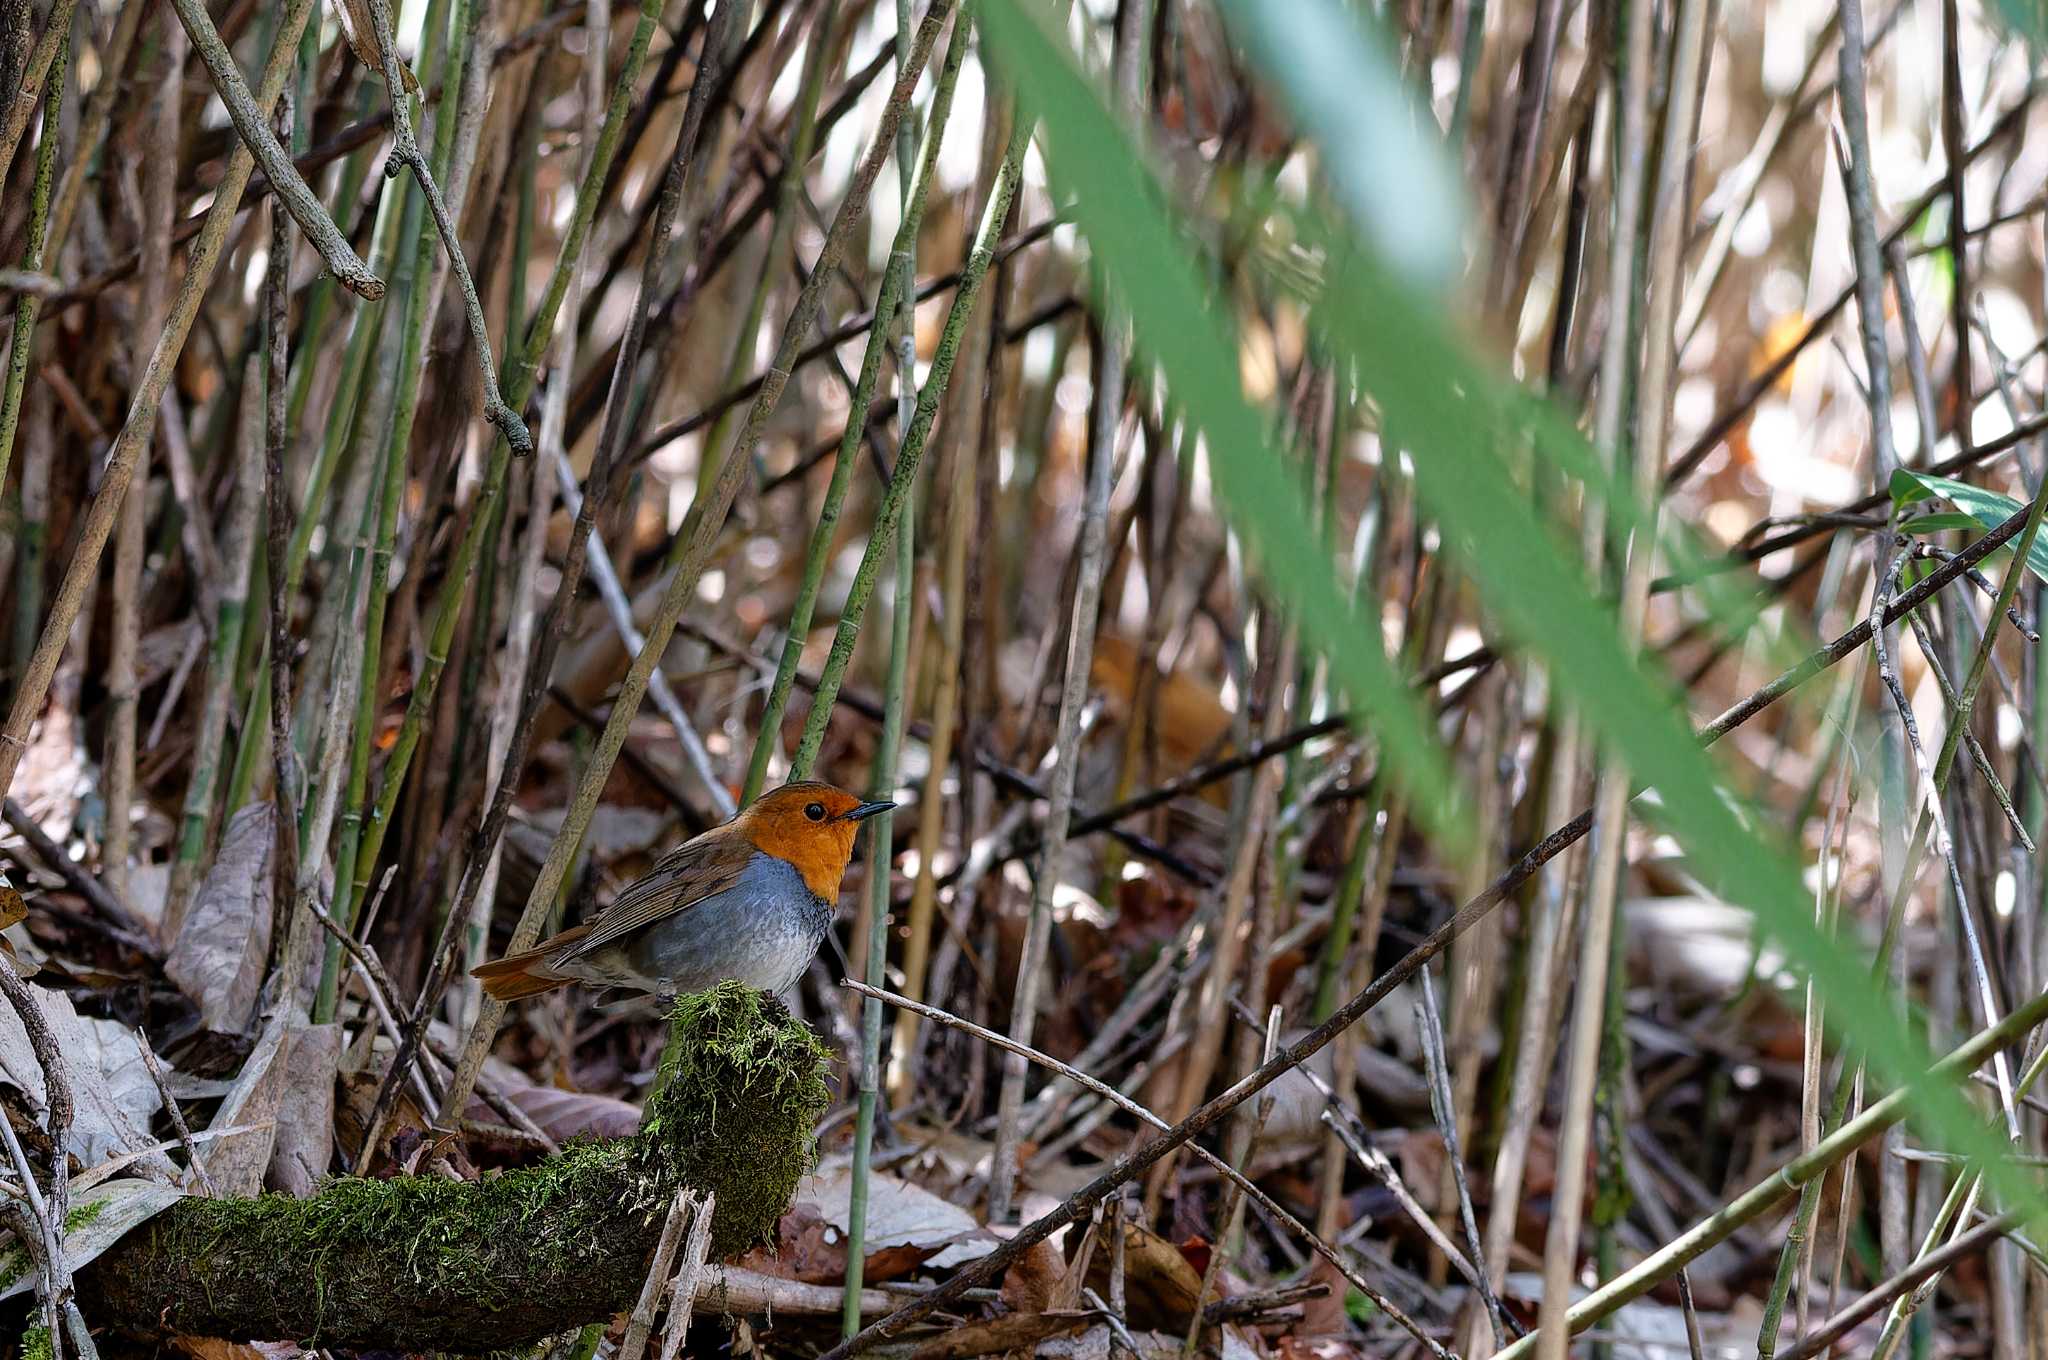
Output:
[{"xmin": 471, "ymin": 924, "xmax": 590, "ymax": 1001}]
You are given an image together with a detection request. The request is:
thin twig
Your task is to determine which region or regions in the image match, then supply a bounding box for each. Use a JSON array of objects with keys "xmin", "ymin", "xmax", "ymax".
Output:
[
  {"xmin": 165, "ymin": 0, "xmax": 384, "ymax": 300},
  {"xmin": 359, "ymin": 0, "xmax": 527, "ymax": 452},
  {"xmin": 134, "ymin": 1032, "xmax": 219, "ymax": 1197},
  {"xmin": 842, "ymin": 980, "xmax": 1452, "ymax": 1359},
  {"xmin": 0, "ymin": 0, "xmax": 317, "ymax": 803}
]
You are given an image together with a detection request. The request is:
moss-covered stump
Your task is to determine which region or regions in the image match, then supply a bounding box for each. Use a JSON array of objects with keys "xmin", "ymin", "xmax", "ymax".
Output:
[{"xmin": 80, "ymin": 985, "xmax": 830, "ymax": 1351}]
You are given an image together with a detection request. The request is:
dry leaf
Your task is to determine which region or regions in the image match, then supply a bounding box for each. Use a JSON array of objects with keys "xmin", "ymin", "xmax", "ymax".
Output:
[
  {"xmin": 479, "ymin": 1075, "xmax": 642, "ymax": 1140},
  {"xmin": 1000, "ymin": 1235, "xmax": 1071, "ymax": 1313},
  {"xmin": 910, "ymin": 1310, "xmax": 1095, "ymax": 1360},
  {"xmin": 0, "ymin": 1178, "xmax": 184, "ymax": 1301},
  {"xmin": 0, "ymin": 985, "xmax": 165, "ymax": 1169},
  {"xmin": 329, "ymin": 0, "xmax": 419, "ymax": 92},
  {"xmin": 802, "ymin": 1162, "xmax": 993, "ymax": 1269},
  {"xmin": 266, "ymin": 1022, "xmax": 341, "ymax": 1195},
  {"xmin": 166, "ymin": 803, "xmax": 275, "ymax": 1036},
  {"xmin": 200, "ymin": 1015, "xmax": 288, "ymax": 1196},
  {"xmin": 1082, "ymin": 1219, "xmax": 1205, "ymax": 1334}
]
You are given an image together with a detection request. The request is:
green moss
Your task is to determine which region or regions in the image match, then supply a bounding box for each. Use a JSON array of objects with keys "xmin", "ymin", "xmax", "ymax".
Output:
[
  {"xmin": 18, "ymin": 1324, "xmax": 48, "ymax": 1360},
  {"xmin": 641, "ymin": 982, "xmax": 832, "ymax": 1257},
  {"xmin": 83, "ymin": 984, "xmax": 831, "ymax": 1349},
  {"xmin": 0, "ymin": 1200, "xmax": 107, "ymax": 1297}
]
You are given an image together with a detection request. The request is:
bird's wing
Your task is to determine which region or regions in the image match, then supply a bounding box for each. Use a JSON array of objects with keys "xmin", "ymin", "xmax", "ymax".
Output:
[{"xmin": 556, "ymin": 833, "xmax": 753, "ymax": 960}]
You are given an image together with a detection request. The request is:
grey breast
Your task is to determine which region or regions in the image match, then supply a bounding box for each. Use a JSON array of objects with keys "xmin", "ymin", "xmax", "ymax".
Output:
[{"xmin": 624, "ymin": 852, "xmax": 832, "ymax": 996}]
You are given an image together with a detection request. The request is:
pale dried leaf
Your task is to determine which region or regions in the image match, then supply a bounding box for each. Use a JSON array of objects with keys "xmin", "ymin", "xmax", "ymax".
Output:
[
  {"xmin": 266, "ymin": 1022, "xmax": 340, "ymax": 1195},
  {"xmin": 126, "ymin": 862, "xmax": 169, "ymax": 938},
  {"xmin": 328, "ymin": 0, "xmax": 419, "ymax": 92},
  {"xmin": 0, "ymin": 1178, "xmax": 185, "ymax": 1300},
  {"xmin": 0, "ymin": 985, "xmax": 165, "ymax": 1169},
  {"xmin": 166, "ymin": 803, "xmax": 275, "ymax": 1035},
  {"xmin": 802, "ymin": 1162, "xmax": 991, "ymax": 1269},
  {"xmin": 201, "ymin": 1015, "xmax": 288, "ymax": 1196}
]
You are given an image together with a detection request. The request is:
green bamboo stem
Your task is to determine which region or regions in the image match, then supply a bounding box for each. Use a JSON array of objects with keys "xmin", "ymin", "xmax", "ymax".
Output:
[
  {"xmin": 342, "ymin": 0, "xmax": 669, "ymax": 915},
  {"xmin": 844, "ymin": 1, "xmax": 923, "ymax": 1328},
  {"xmin": 42, "ymin": 0, "xmax": 146, "ymax": 268},
  {"xmin": 320, "ymin": 0, "xmax": 466, "ymax": 1021},
  {"xmin": 285, "ymin": 81, "xmax": 384, "ymax": 433},
  {"xmin": 165, "ymin": 357, "xmax": 268, "ymax": 941},
  {"xmin": 1854, "ymin": 495, "xmax": 2048, "ymax": 1356},
  {"xmin": 741, "ymin": 18, "xmax": 967, "ymax": 801},
  {"xmin": 0, "ymin": 0, "xmax": 77, "ymax": 190},
  {"xmin": 0, "ymin": 0, "xmax": 315, "ymax": 808},
  {"xmin": 843, "ymin": 491, "xmax": 913, "ymax": 1336},
  {"xmin": 223, "ymin": 178, "xmax": 413, "ymax": 818},
  {"xmin": 788, "ymin": 109, "xmax": 1029, "ymax": 780},
  {"xmin": 0, "ymin": 28, "xmax": 64, "ymax": 505},
  {"xmin": 438, "ymin": 0, "xmax": 958, "ymax": 1130},
  {"xmin": 322, "ymin": 193, "xmax": 421, "ymax": 866},
  {"xmin": 1495, "ymin": 977, "xmax": 2048, "ymax": 1360},
  {"xmin": 689, "ymin": 1, "xmax": 838, "ymax": 554}
]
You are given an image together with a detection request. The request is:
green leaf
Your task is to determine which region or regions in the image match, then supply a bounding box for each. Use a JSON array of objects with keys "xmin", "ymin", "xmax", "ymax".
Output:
[
  {"xmin": 1899, "ymin": 512, "xmax": 1987, "ymax": 536},
  {"xmin": 975, "ymin": 0, "xmax": 2048, "ymax": 1240},
  {"xmin": 1211, "ymin": 0, "xmax": 1464, "ymax": 294},
  {"xmin": 974, "ymin": 0, "xmax": 1472, "ymax": 852},
  {"xmin": 1891, "ymin": 469, "xmax": 2048, "ymax": 581}
]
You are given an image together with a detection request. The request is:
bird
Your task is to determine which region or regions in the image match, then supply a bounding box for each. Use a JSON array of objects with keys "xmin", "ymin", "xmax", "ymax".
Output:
[{"xmin": 471, "ymin": 780, "xmax": 894, "ymax": 1002}]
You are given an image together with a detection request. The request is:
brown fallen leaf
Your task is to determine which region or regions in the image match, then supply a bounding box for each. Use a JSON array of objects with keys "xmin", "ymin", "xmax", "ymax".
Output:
[
  {"xmin": 0, "ymin": 873, "xmax": 25, "ymax": 930},
  {"xmin": 910, "ymin": 1309, "xmax": 1096, "ymax": 1360},
  {"xmin": 1083, "ymin": 1219, "xmax": 1206, "ymax": 1333},
  {"xmin": 735, "ymin": 1203, "xmax": 943, "ymax": 1286},
  {"xmin": 999, "ymin": 1235, "xmax": 1070, "ymax": 1312},
  {"xmin": 168, "ymin": 1336, "xmax": 305, "ymax": 1360}
]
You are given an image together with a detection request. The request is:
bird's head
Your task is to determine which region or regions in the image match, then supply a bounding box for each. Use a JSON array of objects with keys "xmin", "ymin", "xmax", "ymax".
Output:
[{"xmin": 735, "ymin": 781, "xmax": 894, "ymax": 900}]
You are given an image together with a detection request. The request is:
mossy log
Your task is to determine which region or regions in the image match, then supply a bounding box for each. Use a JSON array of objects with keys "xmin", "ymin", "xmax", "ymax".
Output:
[{"xmin": 78, "ymin": 985, "xmax": 830, "ymax": 1352}]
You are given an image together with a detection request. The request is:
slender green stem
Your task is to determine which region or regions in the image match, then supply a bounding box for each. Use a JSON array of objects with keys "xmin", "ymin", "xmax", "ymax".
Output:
[
  {"xmin": 438, "ymin": 0, "xmax": 959, "ymax": 1131},
  {"xmin": 0, "ymin": 29, "xmax": 65, "ymax": 499},
  {"xmin": 845, "ymin": 1, "xmax": 924, "ymax": 1330},
  {"xmin": 321, "ymin": 0, "xmax": 465, "ymax": 1020},
  {"xmin": 223, "ymin": 177, "xmax": 412, "ymax": 817},
  {"xmin": 691, "ymin": 2, "xmax": 838, "ymax": 553},
  {"xmin": 789, "ymin": 105, "xmax": 1029, "ymax": 779},
  {"xmin": 743, "ymin": 18, "xmax": 969, "ymax": 801},
  {"xmin": 344, "ymin": 0, "xmax": 668, "ymax": 911},
  {"xmin": 0, "ymin": 0, "xmax": 315, "ymax": 806},
  {"xmin": 843, "ymin": 496, "xmax": 913, "ymax": 1336}
]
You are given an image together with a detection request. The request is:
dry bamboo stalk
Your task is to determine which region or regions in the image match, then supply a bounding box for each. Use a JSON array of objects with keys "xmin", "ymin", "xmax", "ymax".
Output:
[{"xmin": 0, "ymin": 0, "xmax": 317, "ymax": 805}]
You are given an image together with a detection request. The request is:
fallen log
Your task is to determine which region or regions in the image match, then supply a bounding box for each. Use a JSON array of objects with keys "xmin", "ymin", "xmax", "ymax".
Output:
[{"xmin": 78, "ymin": 984, "xmax": 830, "ymax": 1351}]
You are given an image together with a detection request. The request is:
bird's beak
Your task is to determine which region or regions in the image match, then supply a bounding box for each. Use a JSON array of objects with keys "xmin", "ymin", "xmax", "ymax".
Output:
[{"xmin": 844, "ymin": 800, "xmax": 896, "ymax": 822}]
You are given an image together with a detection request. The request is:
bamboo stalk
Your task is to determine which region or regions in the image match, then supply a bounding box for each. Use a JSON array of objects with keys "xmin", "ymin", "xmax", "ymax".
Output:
[
  {"xmin": 1532, "ymin": 0, "xmax": 1676, "ymax": 1350},
  {"xmin": 433, "ymin": 0, "xmax": 956, "ymax": 1131},
  {"xmin": 0, "ymin": 26, "xmax": 65, "ymax": 510},
  {"xmin": 340, "ymin": 0, "xmax": 672, "ymax": 920},
  {"xmin": 103, "ymin": 8, "xmax": 181, "ymax": 904},
  {"xmin": 787, "ymin": 104, "xmax": 1027, "ymax": 779},
  {"xmin": 0, "ymin": 0, "xmax": 77, "ymax": 189},
  {"xmin": 0, "ymin": 0, "xmax": 316, "ymax": 806},
  {"xmin": 742, "ymin": 16, "xmax": 969, "ymax": 801},
  {"xmin": 843, "ymin": 0, "xmax": 927, "ymax": 1323}
]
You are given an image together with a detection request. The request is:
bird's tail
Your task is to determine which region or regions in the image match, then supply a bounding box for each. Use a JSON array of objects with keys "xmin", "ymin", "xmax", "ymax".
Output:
[{"xmin": 470, "ymin": 948, "xmax": 571, "ymax": 1001}]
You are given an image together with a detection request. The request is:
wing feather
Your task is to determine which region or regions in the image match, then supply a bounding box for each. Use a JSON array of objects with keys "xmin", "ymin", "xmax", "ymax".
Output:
[{"xmin": 556, "ymin": 834, "xmax": 753, "ymax": 961}]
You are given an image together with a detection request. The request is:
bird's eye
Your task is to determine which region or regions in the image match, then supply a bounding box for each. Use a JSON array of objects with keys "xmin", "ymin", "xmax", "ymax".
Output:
[{"xmin": 805, "ymin": 801, "xmax": 826, "ymax": 822}]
